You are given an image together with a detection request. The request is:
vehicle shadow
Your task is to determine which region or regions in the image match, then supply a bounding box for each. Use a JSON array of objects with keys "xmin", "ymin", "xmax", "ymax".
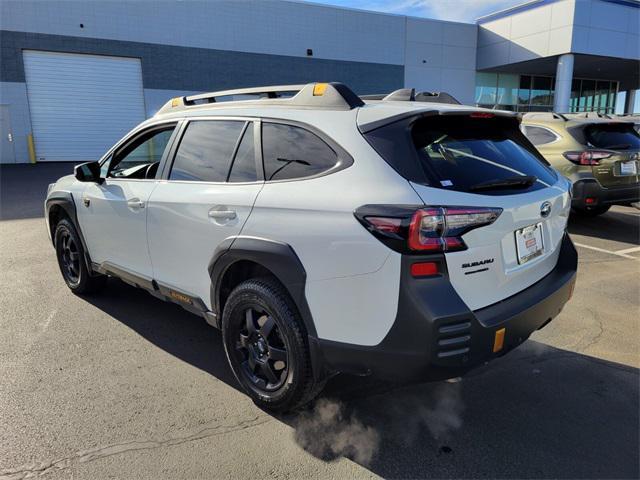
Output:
[
  {"xmin": 85, "ymin": 278, "xmax": 639, "ymax": 479},
  {"xmin": 568, "ymin": 207, "xmax": 640, "ymax": 246}
]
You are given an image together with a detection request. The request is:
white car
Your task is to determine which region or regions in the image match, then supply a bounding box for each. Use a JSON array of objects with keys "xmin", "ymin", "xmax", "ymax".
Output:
[{"xmin": 45, "ymin": 83, "xmax": 577, "ymax": 411}]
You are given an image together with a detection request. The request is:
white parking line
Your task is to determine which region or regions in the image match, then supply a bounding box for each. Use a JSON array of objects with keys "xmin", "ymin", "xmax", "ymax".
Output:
[
  {"xmin": 573, "ymin": 242, "xmax": 639, "ymax": 260},
  {"xmin": 615, "ymin": 246, "xmax": 640, "ymax": 255}
]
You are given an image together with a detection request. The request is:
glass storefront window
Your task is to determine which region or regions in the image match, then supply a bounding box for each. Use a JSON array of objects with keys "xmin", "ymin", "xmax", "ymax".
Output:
[
  {"xmin": 496, "ymin": 73, "xmax": 519, "ymax": 106},
  {"xmin": 475, "ymin": 73, "xmax": 497, "ymax": 106},
  {"xmin": 595, "ymin": 81, "xmax": 609, "ymax": 112},
  {"xmin": 531, "ymin": 76, "xmax": 553, "ymax": 106},
  {"xmin": 518, "ymin": 75, "xmax": 531, "ymax": 105},
  {"xmin": 581, "ymin": 80, "xmax": 596, "ymax": 111},
  {"xmin": 475, "ymin": 74, "xmax": 618, "ymax": 113}
]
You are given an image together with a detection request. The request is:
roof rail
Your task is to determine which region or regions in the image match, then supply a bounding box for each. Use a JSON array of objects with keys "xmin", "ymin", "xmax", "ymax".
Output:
[
  {"xmin": 522, "ymin": 112, "xmax": 568, "ymax": 121},
  {"xmin": 360, "ymin": 88, "xmax": 460, "ymax": 105},
  {"xmin": 156, "ymin": 82, "xmax": 364, "ymax": 115},
  {"xmin": 564, "ymin": 112, "xmax": 613, "ymax": 119}
]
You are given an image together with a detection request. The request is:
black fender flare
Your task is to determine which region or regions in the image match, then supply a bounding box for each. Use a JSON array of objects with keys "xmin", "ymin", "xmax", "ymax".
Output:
[
  {"xmin": 45, "ymin": 191, "xmax": 94, "ymax": 273},
  {"xmin": 209, "ymin": 237, "xmax": 325, "ymax": 378}
]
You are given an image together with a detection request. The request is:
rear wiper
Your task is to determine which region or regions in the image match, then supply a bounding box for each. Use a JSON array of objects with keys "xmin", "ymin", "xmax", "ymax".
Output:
[{"xmin": 469, "ymin": 175, "xmax": 537, "ymax": 192}]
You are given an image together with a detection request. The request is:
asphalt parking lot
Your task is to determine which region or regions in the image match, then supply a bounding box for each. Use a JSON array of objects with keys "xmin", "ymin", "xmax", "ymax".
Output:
[{"xmin": 1, "ymin": 163, "xmax": 638, "ymax": 480}]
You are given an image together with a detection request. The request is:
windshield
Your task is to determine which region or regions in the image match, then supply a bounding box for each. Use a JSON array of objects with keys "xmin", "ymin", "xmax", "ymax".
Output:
[
  {"xmin": 411, "ymin": 116, "xmax": 557, "ymax": 194},
  {"xmin": 585, "ymin": 123, "xmax": 640, "ymax": 150}
]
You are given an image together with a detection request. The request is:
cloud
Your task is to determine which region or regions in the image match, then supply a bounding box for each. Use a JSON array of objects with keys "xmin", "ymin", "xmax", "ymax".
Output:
[
  {"xmin": 314, "ymin": 0, "xmax": 524, "ymax": 23},
  {"xmin": 415, "ymin": 0, "xmax": 525, "ymax": 22}
]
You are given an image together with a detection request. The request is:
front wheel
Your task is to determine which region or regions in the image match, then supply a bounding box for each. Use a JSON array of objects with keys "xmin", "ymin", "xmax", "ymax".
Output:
[
  {"xmin": 221, "ymin": 277, "xmax": 323, "ymax": 412},
  {"xmin": 54, "ymin": 219, "xmax": 107, "ymax": 294}
]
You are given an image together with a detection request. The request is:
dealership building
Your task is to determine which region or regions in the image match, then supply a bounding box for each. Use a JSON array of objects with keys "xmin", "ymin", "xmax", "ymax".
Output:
[{"xmin": 0, "ymin": 0, "xmax": 638, "ymax": 163}]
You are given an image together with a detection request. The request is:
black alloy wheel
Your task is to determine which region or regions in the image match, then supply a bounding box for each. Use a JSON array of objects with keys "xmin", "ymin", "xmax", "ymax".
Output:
[
  {"xmin": 221, "ymin": 277, "xmax": 324, "ymax": 412},
  {"xmin": 59, "ymin": 229, "xmax": 81, "ymax": 285},
  {"xmin": 54, "ymin": 219, "xmax": 107, "ymax": 294},
  {"xmin": 236, "ymin": 306, "xmax": 289, "ymax": 391}
]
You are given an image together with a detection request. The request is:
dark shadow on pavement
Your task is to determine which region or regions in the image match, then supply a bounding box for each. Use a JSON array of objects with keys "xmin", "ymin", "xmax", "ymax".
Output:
[
  {"xmin": 568, "ymin": 207, "xmax": 640, "ymax": 246},
  {"xmin": 0, "ymin": 162, "xmax": 77, "ymax": 221},
  {"xmin": 84, "ymin": 278, "xmax": 639, "ymax": 479}
]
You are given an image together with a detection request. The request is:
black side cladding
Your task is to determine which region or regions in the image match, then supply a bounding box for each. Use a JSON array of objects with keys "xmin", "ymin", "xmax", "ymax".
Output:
[
  {"xmin": 208, "ymin": 237, "xmax": 317, "ymax": 339},
  {"xmin": 46, "ymin": 191, "xmax": 94, "ymax": 274},
  {"xmin": 209, "ymin": 237, "xmax": 325, "ymax": 380}
]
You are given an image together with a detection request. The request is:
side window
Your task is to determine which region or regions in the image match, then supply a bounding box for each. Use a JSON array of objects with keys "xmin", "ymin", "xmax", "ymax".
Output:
[
  {"xmin": 262, "ymin": 123, "xmax": 338, "ymax": 181},
  {"xmin": 524, "ymin": 126, "xmax": 558, "ymax": 146},
  {"xmin": 170, "ymin": 120, "xmax": 244, "ymax": 182},
  {"xmin": 228, "ymin": 123, "xmax": 257, "ymax": 182},
  {"xmin": 108, "ymin": 126, "xmax": 176, "ymax": 179}
]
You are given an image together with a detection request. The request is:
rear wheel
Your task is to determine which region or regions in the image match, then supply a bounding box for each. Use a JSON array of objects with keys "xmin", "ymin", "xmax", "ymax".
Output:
[
  {"xmin": 221, "ymin": 277, "xmax": 323, "ymax": 412},
  {"xmin": 54, "ymin": 219, "xmax": 107, "ymax": 294},
  {"xmin": 573, "ymin": 205, "xmax": 610, "ymax": 217}
]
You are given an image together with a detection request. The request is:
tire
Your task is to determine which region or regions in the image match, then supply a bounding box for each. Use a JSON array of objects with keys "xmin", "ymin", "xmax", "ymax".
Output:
[
  {"xmin": 54, "ymin": 218, "xmax": 107, "ymax": 294},
  {"xmin": 573, "ymin": 205, "xmax": 610, "ymax": 217},
  {"xmin": 221, "ymin": 277, "xmax": 323, "ymax": 412}
]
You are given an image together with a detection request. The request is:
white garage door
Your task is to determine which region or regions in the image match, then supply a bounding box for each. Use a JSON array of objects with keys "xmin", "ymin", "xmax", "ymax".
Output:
[{"xmin": 23, "ymin": 50, "xmax": 146, "ymax": 162}]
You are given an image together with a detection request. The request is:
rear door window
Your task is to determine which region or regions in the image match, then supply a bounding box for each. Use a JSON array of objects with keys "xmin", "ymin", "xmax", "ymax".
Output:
[
  {"xmin": 411, "ymin": 116, "xmax": 557, "ymax": 194},
  {"xmin": 262, "ymin": 123, "xmax": 338, "ymax": 181},
  {"xmin": 170, "ymin": 120, "xmax": 245, "ymax": 182},
  {"xmin": 584, "ymin": 123, "xmax": 640, "ymax": 150}
]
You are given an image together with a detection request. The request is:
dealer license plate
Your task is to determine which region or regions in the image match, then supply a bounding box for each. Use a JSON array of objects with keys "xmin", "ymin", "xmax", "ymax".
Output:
[
  {"xmin": 619, "ymin": 161, "xmax": 638, "ymax": 176},
  {"xmin": 515, "ymin": 223, "xmax": 544, "ymax": 265}
]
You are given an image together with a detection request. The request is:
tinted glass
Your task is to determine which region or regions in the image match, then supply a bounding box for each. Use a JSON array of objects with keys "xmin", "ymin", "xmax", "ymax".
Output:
[
  {"xmin": 585, "ymin": 123, "xmax": 640, "ymax": 150},
  {"xmin": 411, "ymin": 116, "xmax": 556, "ymax": 194},
  {"xmin": 107, "ymin": 127, "xmax": 175, "ymax": 178},
  {"xmin": 170, "ymin": 121, "xmax": 244, "ymax": 182},
  {"xmin": 228, "ymin": 123, "xmax": 257, "ymax": 182},
  {"xmin": 262, "ymin": 123, "xmax": 338, "ymax": 181},
  {"xmin": 524, "ymin": 126, "xmax": 558, "ymax": 146}
]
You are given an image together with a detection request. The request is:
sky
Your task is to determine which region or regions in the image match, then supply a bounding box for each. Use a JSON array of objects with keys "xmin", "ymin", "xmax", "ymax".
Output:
[{"xmin": 308, "ymin": 0, "xmax": 527, "ymax": 23}]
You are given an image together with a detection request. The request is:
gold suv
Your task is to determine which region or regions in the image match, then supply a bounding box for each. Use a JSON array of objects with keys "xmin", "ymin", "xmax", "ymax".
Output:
[{"xmin": 521, "ymin": 112, "xmax": 640, "ymax": 216}]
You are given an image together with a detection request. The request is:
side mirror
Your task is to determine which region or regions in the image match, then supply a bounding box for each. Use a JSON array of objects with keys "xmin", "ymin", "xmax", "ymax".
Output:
[{"xmin": 74, "ymin": 161, "xmax": 103, "ymax": 184}]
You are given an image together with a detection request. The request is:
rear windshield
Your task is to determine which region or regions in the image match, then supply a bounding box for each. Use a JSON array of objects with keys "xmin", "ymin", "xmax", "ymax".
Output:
[
  {"xmin": 584, "ymin": 123, "xmax": 640, "ymax": 150},
  {"xmin": 366, "ymin": 115, "xmax": 556, "ymax": 195}
]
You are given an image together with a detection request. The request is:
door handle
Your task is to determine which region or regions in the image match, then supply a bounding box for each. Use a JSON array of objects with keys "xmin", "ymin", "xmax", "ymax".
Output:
[
  {"xmin": 208, "ymin": 208, "xmax": 237, "ymax": 220},
  {"xmin": 127, "ymin": 199, "xmax": 145, "ymax": 209}
]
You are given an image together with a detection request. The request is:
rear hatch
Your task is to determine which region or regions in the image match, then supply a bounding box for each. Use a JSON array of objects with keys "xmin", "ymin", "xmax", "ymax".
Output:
[
  {"xmin": 571, "ymin": 122, "xmax": 640, "ymax": 188},
  {"xmin": 362, "ymin": 112, "xmax": 571, "ymax": 311}
]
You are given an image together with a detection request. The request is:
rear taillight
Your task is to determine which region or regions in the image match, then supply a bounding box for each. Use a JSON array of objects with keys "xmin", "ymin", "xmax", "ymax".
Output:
[
  {"xmin": 355, "ymin": 205, "xmax": 502, "ymax": 254},
  {"xmin": 563, "ymin": 150, "xmax": 612, "ymax": 166}
]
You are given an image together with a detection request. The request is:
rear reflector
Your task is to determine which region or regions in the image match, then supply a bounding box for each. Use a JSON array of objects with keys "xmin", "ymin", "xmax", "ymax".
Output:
[
  {"xmin": 585, "ymin": 197, "xmax": 597, "ymax": 205},
  {"xmin": 493, "ymin": 328, "xmax": 506, "ymax": 353},
  {"xmin": 410, "ymin": 262, "xmax": 439, "ymax": 277}
]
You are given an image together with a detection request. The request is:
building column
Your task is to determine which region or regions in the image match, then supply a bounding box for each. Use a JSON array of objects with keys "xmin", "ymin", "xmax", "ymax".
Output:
[
  {"xmin": 553, "ymin": 54, "xmax": 574, "ymax": 113},
  {"xmin": 624, "ymin": 90, "xmax": 637, "ymax": 114}
]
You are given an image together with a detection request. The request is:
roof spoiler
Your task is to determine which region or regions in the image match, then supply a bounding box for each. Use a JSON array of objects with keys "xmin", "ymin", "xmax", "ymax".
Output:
[
  {"xmin": 360, "ymin": 88, "xmax": 461, "ymax": 105},
  {"xmin": 157, "ymin": 82, "xmax": 364, "ymax": 115}
]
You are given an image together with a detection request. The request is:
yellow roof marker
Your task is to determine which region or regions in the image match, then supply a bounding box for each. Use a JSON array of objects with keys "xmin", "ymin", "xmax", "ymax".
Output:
[
  {"xmin": 493, "ymin": 328, "xmax": 505, "ymax": 353},
  {"xmin": 313, "ymin": 83, "xmax": 328, "ymax": 96},
  {"xmin": 171, "ymin": 97, "xmax": 181, "ymax": 107}
]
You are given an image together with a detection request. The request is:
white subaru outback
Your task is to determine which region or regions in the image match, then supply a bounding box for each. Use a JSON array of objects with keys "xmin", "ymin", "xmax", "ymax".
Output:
[{"xmin": 45, "ymin": 83, "xmax": 577, "ymax": 411}]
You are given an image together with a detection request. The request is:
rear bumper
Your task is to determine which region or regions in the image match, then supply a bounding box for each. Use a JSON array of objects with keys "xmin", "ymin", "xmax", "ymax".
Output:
[
  {"xmin": 318, "ymin": 234, "xmax": 577, "ymax": 382},
  {"xmin": 572, "ymin": 179, "xmax": 640, "ymax": 209}
]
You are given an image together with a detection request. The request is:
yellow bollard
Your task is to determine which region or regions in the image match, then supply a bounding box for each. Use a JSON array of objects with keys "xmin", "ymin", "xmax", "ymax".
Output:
[{"xmin": 27, "ymin": 133, "xmax": 37, "ymax": 164}]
